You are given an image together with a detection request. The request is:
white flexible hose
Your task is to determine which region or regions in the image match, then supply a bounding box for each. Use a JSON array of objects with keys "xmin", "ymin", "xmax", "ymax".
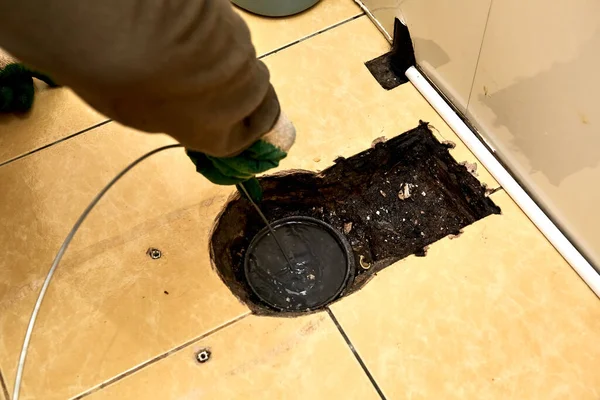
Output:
[{"xmin": 12, "ymin": 144, "xmax": 183, "ymax": 400}]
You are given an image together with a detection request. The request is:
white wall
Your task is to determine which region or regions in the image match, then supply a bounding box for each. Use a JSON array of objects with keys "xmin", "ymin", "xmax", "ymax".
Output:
[
  {"xmin": 360, "ymin": 0, "xmax": 492, "ymax": 112},
  {"xmin": 360, "ymin": 0, "xmax": 600, "ymax": 267}
]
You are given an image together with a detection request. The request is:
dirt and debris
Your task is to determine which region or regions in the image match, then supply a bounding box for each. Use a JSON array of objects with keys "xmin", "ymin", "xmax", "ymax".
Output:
[
  {"xmin": 163, "ymin": 290, "xmax": 169, "ymax": 295},
  {"xmin": 359, "ymin": 255, "xmax": 371, "ymax": 270},
  {"xmin": 398, "ymin": 183, "xmax": 414, "ymax": 200},
  {"xmin": 210, "ymin": 122, "xmax": 500, "ymax": 315},
  {"xmin": 313, "ymin": 157, "xmax": 321, "ymax": 163},
  {"xmin": 343, "ymin": 222, "xmax": 353, "ymax": 234},
  {"xmin": 482, "ymin": 183, "xmax": 497, "ymax": 197},
  {"xmin": 449, "ymin": 230, "xmax": 464, "ymax": 240},
  {"xmin": 442, "ymin": 140, "xmax": 456, "ymax": 149},
  {"xmin": 365, "ymin": 51, "xmax": 410, "ymax": 90},
  {"xmin": 371, "ymin": 136, "xmax": 387, "ymax": 148},
  {"xmin": 380, "ymin": 190, "xmax": 387, "ymax": 197},
  {"xmin": 461, "ymin": 161, "xmax": 479, "ymax": 177}
]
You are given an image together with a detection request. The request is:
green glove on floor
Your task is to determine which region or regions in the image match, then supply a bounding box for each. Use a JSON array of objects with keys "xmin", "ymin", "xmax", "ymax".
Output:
[
  {"xmin": 0, "ymin": 63, "xmax": 58, "ymax": 113},
  {"xmin": 187, "ymin": 112, "xmax": 296, "ymax": 201}
]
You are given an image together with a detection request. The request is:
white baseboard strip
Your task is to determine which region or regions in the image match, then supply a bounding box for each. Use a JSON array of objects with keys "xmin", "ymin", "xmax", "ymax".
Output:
[{"xmin": 406, "ymin": 66, "xmax": 600, "ymax": 299}]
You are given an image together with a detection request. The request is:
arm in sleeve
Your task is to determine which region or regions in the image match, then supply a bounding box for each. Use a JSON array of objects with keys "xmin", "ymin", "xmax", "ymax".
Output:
[{"xmin": 0, "ymin": 0, "xmax": 280, "ymax": 156}]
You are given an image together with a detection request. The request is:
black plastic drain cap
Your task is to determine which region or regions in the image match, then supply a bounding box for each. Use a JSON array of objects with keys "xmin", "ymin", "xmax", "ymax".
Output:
[{"xmin": 244, "ymin": 216, "xmax": 354, "ymax": 312}]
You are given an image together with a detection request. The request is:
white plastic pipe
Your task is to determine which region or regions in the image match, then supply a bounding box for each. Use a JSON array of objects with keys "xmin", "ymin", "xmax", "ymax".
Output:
[{"xmin": 406, "ymin": 66, "xmax": 600, "ymax": 298}]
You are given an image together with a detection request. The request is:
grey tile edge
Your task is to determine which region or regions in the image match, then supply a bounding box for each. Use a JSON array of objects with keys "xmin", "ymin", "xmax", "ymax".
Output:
[{"xmin": 326, "ymin": 307, "xmax": 387, "ymax": 400}]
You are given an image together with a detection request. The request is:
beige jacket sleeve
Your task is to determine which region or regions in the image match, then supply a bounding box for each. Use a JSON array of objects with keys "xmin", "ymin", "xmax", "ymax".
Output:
[{"xmin": 0, "ymin": 0, "xmax": 280, "ymax": 157}]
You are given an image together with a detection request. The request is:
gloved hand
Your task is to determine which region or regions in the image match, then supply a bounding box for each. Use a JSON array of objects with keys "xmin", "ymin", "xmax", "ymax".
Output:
[
  {"xmin": 0, "ymin": 48, "xmax": 58, "ymax": 113},
  {"xmin": 0, "ymin": 63, "xmax": 58, "ymax": 113},
  {"xmin": 187, "ymin": 111, "xmax": 296, "ymax": 200}
]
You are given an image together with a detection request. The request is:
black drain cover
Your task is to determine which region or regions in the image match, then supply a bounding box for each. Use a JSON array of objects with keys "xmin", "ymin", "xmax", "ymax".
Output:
[{"xmin": 244, "ymin": 216, "xmax": 354, "ymax": 312}]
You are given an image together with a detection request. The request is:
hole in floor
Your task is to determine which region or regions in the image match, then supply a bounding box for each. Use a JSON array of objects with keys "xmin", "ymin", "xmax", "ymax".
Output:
[{"xmin": 210, "ymin": 122, "xmax": 501, "ymax": 316}]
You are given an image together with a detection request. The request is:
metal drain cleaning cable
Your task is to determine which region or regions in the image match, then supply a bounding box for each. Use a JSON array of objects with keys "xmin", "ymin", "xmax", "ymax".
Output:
[{"xmin": 12, "ymin": 144, "xmax": 183, "ymax": 400}]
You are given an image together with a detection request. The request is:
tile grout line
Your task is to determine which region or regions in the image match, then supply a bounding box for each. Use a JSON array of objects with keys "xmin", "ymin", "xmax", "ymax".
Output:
[
  {"xmin": 0, "ymin": 367, "xmax": 9, "ymax": 400},
  {"xmin": 352, "ymin": 0, "xmax": 392, "ymax": 42},
  {"xmin": 71, "ymin": 312, "xmax": 251, "ymax": 400},
  {"xmin": 0, "ymin": 119, "xmax": 112, "ymax": 168},
  {"xmin": 258, "ymin": 13, "xmax": 366, "ymax": 60},
  {"xmin": 326, "ymin": 308, "xmax": 387, "ymax": 400}
]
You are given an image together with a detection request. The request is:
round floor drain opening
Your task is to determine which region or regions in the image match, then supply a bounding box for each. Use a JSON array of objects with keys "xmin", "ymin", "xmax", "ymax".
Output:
[{"xmin": 244, "ymin": 216, "xmax": 354, "ymax": 312}]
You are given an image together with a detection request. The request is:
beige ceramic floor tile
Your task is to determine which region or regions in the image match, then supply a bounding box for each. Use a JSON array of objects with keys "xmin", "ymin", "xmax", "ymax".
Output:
[
  {"xmin": 331, "ymin": 191, "xmax": 600, "ymax": 399},
  {"xmin": 0, "ymin": 123, "xmax": 249, "ymax": 399},
  {"xmin": 236, "ymin": 0, "xmax": 363, "ymax": 57},
  {"xmin": 0, "ymin": 86, "xmax": 106, "ymax": 165},
  {"xmin": 263, "ymin": 16, "xmax": 499, "ymax": 189},
  {"xmin": 86, "ymin": 313, "xmax": 380, "ymax": 400}
]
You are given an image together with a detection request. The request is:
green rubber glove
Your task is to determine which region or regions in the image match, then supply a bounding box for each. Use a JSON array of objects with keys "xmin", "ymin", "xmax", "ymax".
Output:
[
  {"xmin": 0, "ymin": 63, "xmax": 58, "ymax": 113},
  {"xmin": 187, "ymin": 112, "xmax": 296, "ymax": 201}
]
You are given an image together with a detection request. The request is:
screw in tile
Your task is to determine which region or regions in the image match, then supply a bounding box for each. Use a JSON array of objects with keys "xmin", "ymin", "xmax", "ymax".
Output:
[
  {"xmin": 196, "ymin": 348, "xmax": 211, "ymax": 364},
  {"xmin": 147, "ymin": 248, "xmax": 162, "ymax": 260}
]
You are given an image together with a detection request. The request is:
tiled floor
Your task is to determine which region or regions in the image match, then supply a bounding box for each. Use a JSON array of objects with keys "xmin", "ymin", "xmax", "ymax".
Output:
[
  {"xmin": 0, "ymin": 87, "xmax": 107, "ymax": 166},
  {"xmin": 1, "ymin": 1, "xmax": 599, "ymax": 399}
]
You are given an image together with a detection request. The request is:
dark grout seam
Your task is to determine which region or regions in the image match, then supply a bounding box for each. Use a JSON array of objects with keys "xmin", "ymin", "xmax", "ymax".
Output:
[
  {"xmin": 258, "ymin": 13, "xmax": 365, "ymax": 60},
  {"xmin": 0, "ymin": 367, "xmax": 10, "ymax": 400},
  {"xmin": 71, "ymin": 312, "xmax": 251, "ymax": 400},
  {"xmin": 0, "ymin": 119, "xmax": 112, "ymax": 168},
  {"xmin": 326, "ymin": 308, "xmax": 387, "ymax": 400}
]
